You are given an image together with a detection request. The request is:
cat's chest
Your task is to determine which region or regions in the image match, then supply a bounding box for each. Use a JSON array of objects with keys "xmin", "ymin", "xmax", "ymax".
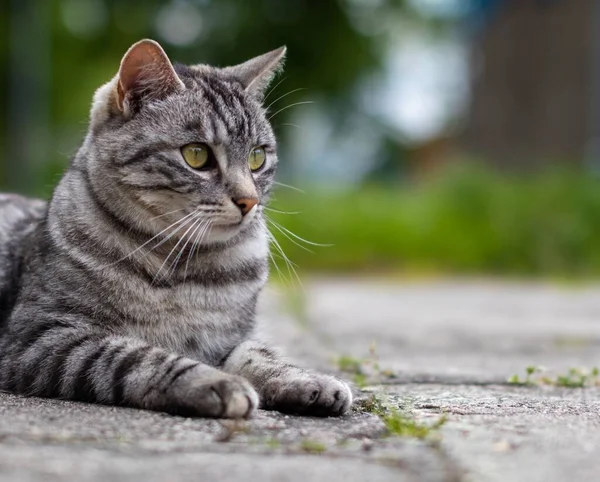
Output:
[
  {"xmin": 108, "ymin": 231, "xmax": 269, "ymax": 363},
  {"xmin": 118, "ymin": 272, "xmax": 263, "ymax": 364}
]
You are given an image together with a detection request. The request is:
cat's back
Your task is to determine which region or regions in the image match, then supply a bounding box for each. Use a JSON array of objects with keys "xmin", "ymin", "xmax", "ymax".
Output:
[{"xmin": 0, "ymin": 194, "xmax": 47, "ymax": 321}]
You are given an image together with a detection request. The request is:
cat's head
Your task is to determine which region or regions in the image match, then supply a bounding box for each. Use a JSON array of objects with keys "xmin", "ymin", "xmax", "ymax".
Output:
[{"xmin": 84, "ymin": 39, "xmax": 285, "ymax": 245}]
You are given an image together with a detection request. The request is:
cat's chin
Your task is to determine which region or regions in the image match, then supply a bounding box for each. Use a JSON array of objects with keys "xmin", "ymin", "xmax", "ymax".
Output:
[
  {"xmin": 204, "ymin": 207, "xmax": 259, "ymax": 244},
  {"xmin": 204, "ymin": 225, "xmax": 243, "ymax": 244},
  {"xmin": 203, "ymin": 219, "xmax": 255, "ymax": 245}
]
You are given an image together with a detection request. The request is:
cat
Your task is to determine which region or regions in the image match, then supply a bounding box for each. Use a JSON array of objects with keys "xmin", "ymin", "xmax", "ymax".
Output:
[{"xmin": 0, "ymin": 40, "xmax": 352, "ymax": 418}]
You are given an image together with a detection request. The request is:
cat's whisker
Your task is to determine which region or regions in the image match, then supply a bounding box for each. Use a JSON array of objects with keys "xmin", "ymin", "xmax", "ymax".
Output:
[
  {"xmin": 263, "ymin": 76, "xmax": 287, "ymax": 102},
  {"xmin": 267, "ymin": 230, "xmax": 302, "ymax": 288},
  {"xmin": 138, "ymin": 210, "xmax": 204, "ymax": 260},
  {"xmin": 268, "ymin": 246, "xmax": 299, "ymax": 268},
  {"xmin": 169, "ymin": 217, "xmax": 208, "ymax": 281},
  {"xmin": 148, "ymin": 208, "xmax": 186, "ymax": 222},
  {"xmin": 267, "ymin": 248, "xmax": 285, "ymax": 282},
  {"xmin": 268, "ymin": 101, "xmax": 314, "ymax": 121},
  {"xmin": 268, "ymin": 221, "xmax": 314, "ymax": 254},
  {"xmin": 264, "ymin": 207, "xmax": 301, "ymax": 215},
  {"xmin": 183, "ymin": 219, "xmax": 212, "ymax": 282},
  {"xmin": 273, "ymin": 181, "xmax": 305, "ymax": 194},
  {"xmin": 191, "ymin": 222, "xmax": 212, "ymax": 260},
  {"xmin": 268, "ymin": 217, "xmax": 333, "ymax": 248},
  {"xmin": 152, "ymin": 212, "xmax": 204, "ymax": 284},
  {"xmin": 265, "ymin": 88, "xmax": 307, "ymax": 112},
  {"xmin": 278, "ymin": 122, "xmax": 306, "ymax": 133},
  {"xmin": 112, "ymin": 209, "xmax": 199, "ymax": 265}
]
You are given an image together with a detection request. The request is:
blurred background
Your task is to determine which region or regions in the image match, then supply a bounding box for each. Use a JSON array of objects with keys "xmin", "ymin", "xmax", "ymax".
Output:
[{"xmin": 1, "ymin": 0, "xmax": 600, "ymax": 278}]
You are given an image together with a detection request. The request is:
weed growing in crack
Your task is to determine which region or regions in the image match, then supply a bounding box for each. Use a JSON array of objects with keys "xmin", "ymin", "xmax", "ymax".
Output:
[
  {"xmin": 299, "ymin": 439, "xmax": 327, "ymax": 454},
  {"xmin": 357, "ymin": 394, "xmax": 447, "ymax": 440},
  {"xmin": 508, "ymin": 366, "xmax": 600, "ymax": 388},
  {"xmin": 507, "ymin": 365, "xmax": 540, "ymax": 385},
  {"xmin": 264, "ymin": 437, "xmax": 281, "ymax": 449},
  {"xmin": 334, "ymin": 343, "xmax": 396, "ymax": 388}
]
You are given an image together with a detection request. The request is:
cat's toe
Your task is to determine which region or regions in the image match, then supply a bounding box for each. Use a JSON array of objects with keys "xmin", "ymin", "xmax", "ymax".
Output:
[
  {"xmin": 167, "ymin": 369, "xmax": 258, "ymax": 419},
  {"xmin": 215, "ymin": 378, "xmax": 259, "ymax": 418},
  {"xmin": 310, "ymin": 376, "xmax": 353, "ymax": 416},
  {"xmin": 262, "ymin": 373, "xmax": 353, "ymax": 417},
  {"xmin": 332, "ymin": 382, "xmax": 353, "ymax": 415}
]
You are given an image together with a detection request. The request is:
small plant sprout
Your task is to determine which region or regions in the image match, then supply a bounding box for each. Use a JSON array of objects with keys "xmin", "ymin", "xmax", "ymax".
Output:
[
  {"xmin": 508, "ymin": 366, "xmax": 600, "ymax": 388},
  {"xmin": 299, "ymin": 439, "xmax": 327, "ymax": 454},
  {"xmin": 384, "ymin": 410, "xmax": 448, "ymax": 439},
  {"xmin": 507, "ymin": 366, "xmax": 543, "ymax": 385},
  {"xmin": 334, "ymin": 343, "xmax": 396, "ymax": 387},
  {"xmin": 336, "ymin": 355, "xmax": 363, "ymax": 374},
  {"xmin": 357, "ymin": 395, "xmax": 446, "ymax": 440},
  {"xmin": 265, "ymin": 437, "xmax": 281, "ymax": 449}
]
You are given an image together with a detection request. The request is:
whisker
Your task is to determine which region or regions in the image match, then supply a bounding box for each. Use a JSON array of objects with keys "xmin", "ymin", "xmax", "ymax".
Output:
[
  {"xmin": 152, "ymin": 212, "xmax": 204, "ymax": 284},
  {"xmin": 112, "ymin": 210, "xmax": 199, "ymax": 265},
  {"xmin": 148, "ymin": 208, "xmax": 186, "ymax": 222},
  {"xmin": 183, "ymin": 219, "xmax": 212, "ymax": 281},
  {"xmin": 279, "ymin": 122, "xmax": 306, "ymax": 133},
  {"xmin": 268, "ymin": 101, "xmax": 314, "ymax": 121},
  {"xmin": 267, "ymin": 245, "xmax": 286, "ymax": 282},
  {"xmin": 168, "ymin": 217, "xmax": 207, "ymax": 281},
  {"xmin": 268, "ymin": 220, "xmax": 314, "ymax": 254},
  {"xmin": 273, "ymin": 181, "xmax": 305, "ymax": 194},
  {"xmin": 264, "ymin": 207, "xmax": 301, "ymax": 215},
  {"xmin": 269, "ymin": 218, "xmax": 333, "ymax": 247},
  {"xmin": 265, "ymin": 88, "xmax": 307, "ymax": 112},
  {"xmin": 267, "ymin": 229, "xmax": 302, "ymax": 288},
  {"xmin": 263, "ymin": 76, "xmax": 287, "ymax": 102}
]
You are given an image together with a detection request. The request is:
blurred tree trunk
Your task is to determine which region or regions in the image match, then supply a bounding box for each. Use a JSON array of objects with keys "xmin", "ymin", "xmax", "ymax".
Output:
[{"xmin": 462, "ymin": 0, "xmax": 594, "ymax": 168}]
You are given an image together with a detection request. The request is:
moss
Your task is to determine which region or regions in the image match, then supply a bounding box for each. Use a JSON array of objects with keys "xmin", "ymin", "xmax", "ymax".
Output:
[{"xmin": 299, "ymin": 439, "xmax": 327, "ymax": 454}]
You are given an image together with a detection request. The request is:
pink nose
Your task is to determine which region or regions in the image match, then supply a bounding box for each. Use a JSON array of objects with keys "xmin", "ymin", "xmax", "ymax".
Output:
[{"xmin": 234, "ymin": 197, "xmax": 259, "ymax": 216}]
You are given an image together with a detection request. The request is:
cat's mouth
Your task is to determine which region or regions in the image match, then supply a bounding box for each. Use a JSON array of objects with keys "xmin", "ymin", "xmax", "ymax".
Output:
[{"xmin": 212, "ymin": 206, "xmax": 257, "ymax": 230}]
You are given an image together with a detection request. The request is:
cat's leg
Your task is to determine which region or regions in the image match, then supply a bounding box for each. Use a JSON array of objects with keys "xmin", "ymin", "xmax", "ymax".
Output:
[
  {"xmin": 0, "ymin": 325, "xmax": 258, "ymax": 418},
  {"xmin": 222, "ymin": 339, "xmax": 353, "ymax": 416}
]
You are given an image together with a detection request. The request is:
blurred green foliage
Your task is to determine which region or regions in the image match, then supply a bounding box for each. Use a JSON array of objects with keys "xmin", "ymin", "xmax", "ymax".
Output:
[
  {"xmin": 3, "ymin": 1, "xmax": 598, "ymax": 278},
  {"xmin": 269, "ymin": 165, "xmax": 600, "ymax": 278},
  {"xmin": 2, "ymin": 0, "xmax": 419, "ymax": 195}
]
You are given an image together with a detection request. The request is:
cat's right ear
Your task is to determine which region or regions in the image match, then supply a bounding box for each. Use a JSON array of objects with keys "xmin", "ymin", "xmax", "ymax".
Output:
[
  {"xmin": 91, "ymin": 39, "xmax": 185, "ymax": 126},
  {"xmin": 117, "ymin": 39, "xmax": 185, "ymax": 114}
]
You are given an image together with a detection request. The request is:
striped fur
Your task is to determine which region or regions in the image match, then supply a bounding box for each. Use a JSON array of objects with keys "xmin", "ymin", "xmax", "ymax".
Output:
[{"xmin": 0, "ymin": 40, "xmax": 351, "ymax": 418}]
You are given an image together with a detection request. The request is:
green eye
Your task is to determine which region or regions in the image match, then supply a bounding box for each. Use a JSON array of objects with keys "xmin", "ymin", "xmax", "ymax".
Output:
[
  {"xmin": 182, "ymin": 143, "xmax": 210, "ymax": 169},
  {"xmin": 249, "ymin": 147, "xmax": 266, "ymax": 171}
]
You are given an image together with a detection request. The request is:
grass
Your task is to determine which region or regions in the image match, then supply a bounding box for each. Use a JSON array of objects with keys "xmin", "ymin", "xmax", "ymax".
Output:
[
  {"xmin": 269, "ymin": 165, "xmax": 600, "ymax": 278},
  {"xmin": 264, "ymin": 437, "xmax": 281, "ymax": 449},
  {"xmin": 334, "ymin": 343, "xmax": 396, "ymax": 388},
  {"xmin": 358, "ymin": 394, "xmax": 447, "ymax": 439},
  {"xmin": 299, "ymin": 439, "xmax": 327, "ymax": 454},
  {"xmin": 508, "ymin": 366, "xmax": 600, "ymax": 387}
]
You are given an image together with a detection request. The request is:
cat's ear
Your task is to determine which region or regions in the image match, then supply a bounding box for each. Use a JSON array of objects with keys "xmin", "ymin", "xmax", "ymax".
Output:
[
  {"xmin": 223, "ymin": 47, "xmax": 287, "ymax": 100},
  {"xmin": 116, "ymin": 39, "xmax": 185, "ymax": 115}
]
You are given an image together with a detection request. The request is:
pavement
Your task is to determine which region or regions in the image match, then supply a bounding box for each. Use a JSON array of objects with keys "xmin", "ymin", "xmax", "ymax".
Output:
[{"xmin": 1, "ymin": 279, "xmax": 599, "ymax": 482}]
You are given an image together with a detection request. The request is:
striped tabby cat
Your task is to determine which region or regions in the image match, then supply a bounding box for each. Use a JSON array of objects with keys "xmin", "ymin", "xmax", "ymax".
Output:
[{"xmin": 0, "ymin": 40, "xmax": 352, "ymax": 418}]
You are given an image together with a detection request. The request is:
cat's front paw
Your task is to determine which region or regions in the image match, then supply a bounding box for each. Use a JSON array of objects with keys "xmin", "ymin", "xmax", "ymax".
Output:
[
  {"xmin": 261, "ymin": 372, "xmax": 353, "ymax": 416},
  {"xmin": 167, "ymin": 368, "xmax": 259, "ymax": 419}
]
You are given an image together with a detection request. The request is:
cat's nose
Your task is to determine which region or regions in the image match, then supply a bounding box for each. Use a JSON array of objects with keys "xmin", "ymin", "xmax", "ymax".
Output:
[{"xmin": 233, "ymin": 197, "xmax": 259, "ymax": 216}]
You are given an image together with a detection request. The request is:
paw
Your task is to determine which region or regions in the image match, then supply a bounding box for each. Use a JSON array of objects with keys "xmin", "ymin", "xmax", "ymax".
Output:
[
  {"xmin": 261, "ymin": 372, "xmax": 353, "ymax": 417},
  {"xmin": 168, "ymin": 369, "xmax": 259, "ymax": 419}
]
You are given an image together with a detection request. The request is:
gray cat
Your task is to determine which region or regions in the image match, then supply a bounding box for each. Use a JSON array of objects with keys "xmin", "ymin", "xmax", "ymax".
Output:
[{"xmin": 0, "ymin": 40, "xmax": 352, "ymax": 418}]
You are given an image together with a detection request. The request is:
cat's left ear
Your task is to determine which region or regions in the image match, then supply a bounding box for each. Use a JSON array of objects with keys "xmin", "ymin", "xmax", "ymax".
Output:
[{"xmin": 223, "ymin": 47, "xmax": 287, "ymax": 101}]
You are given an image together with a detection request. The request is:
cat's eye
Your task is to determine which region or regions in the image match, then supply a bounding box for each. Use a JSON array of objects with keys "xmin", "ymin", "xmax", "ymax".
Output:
[
  {"xmin": 248, "ymin": 147, "xmax": 266, "ymax": 171},
  {"xmin": 182, "ymin": 143, "xmax": 211, "ymax": 169}
]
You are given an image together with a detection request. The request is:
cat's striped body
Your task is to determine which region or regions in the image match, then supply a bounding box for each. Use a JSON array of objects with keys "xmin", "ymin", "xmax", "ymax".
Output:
[{"xmin": 0, "ymin": 40, "xmax": 351, "ymax": 418}]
